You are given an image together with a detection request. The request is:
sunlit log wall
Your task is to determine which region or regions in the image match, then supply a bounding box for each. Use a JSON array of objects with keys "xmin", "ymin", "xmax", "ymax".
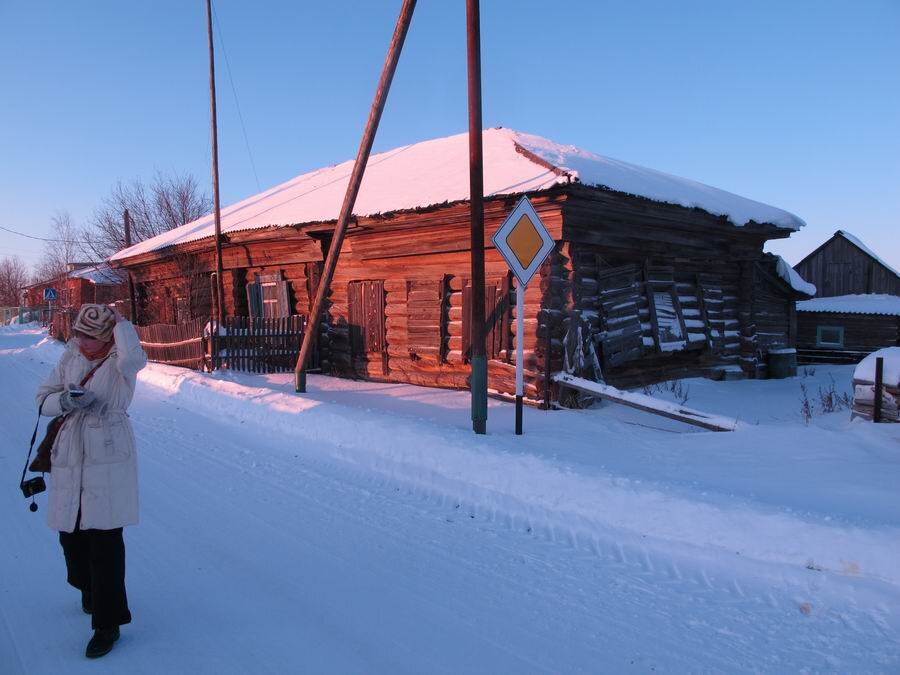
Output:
[{"xmin": 118, "ymin": 184, "xmax": 802, "ymax": 397}]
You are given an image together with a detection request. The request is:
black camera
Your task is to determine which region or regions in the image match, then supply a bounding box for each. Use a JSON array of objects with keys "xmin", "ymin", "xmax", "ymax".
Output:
[{"xmin": 21, "ymin": 476, "xmax": 46, "ymax": 499}]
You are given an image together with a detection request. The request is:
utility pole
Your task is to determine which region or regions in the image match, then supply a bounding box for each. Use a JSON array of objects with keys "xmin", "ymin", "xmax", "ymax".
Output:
[
  {"xmin": 294, "ymin": 0, "xmax": 417, "ymax": 392},
  {"xmin": 206, "ymin": 0, "xmax": 225, "ymax": 326},
  {"xmin": 123, "ymin": 209, "xmax": 137, "ymax": 322},
  {"xmin": 467, "ymin": 0, "xmax": 487, "ymax": 434}
]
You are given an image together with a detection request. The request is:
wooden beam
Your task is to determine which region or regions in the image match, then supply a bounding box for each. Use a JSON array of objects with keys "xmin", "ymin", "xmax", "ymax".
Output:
[{"xmin": 554, "ymin": 373, "xmax": 738, "ymax": 432}]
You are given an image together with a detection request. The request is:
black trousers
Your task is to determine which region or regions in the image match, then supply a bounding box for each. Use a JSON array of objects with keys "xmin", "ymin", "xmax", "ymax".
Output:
[{"xmin": 58, "ymin": 514, "xmax": 131, "ymax": 630}]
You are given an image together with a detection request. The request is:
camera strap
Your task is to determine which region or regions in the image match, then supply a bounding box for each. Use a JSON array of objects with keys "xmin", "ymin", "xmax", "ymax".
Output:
[{"xmin": 21, "ymin": 399, "xmax": 47, "ymax": 491}]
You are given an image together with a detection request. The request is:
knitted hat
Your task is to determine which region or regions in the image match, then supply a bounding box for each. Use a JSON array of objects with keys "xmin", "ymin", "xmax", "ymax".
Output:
[{"xmin": 73, "ymin": 304, "xmax": 116, "ymax": 342}]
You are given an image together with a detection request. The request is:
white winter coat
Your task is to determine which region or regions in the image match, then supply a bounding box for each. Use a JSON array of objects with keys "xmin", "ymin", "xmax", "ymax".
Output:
[{"xmin": 36, "ymin": 320, "xmax": 147, "ymax": 533}]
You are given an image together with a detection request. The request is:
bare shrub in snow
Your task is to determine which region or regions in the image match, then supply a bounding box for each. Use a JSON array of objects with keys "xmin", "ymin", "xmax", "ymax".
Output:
[
  {"xmin": 801, "ymin": 367, "xmax": 816, "ymax": 378},
  {"xmin": 800, "ymin": 384, "xmax": 813, "ymax": 425},
  {"xmin": 818, "ymin": 375, "xmax": 851, "ymax": 413}
]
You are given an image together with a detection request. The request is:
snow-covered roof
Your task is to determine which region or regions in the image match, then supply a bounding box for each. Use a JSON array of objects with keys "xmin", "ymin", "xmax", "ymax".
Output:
[
  {"xmin": 797, "ymin": 294, "xmax": 900, "ymax": 316},
  {"xmin": 836, "ymin": 230, "xmax": 900, "ymax": 279},
  {"xmin": 111, "ymin": 128, "xmax": 805, "ymax": 262},
  {"xmin": 775, "ymin": 256, "xmax": 816, "ymax": 296},
  {"xmin": 69, "ymin": 263, "xmax": 125, "ymax": 285}
]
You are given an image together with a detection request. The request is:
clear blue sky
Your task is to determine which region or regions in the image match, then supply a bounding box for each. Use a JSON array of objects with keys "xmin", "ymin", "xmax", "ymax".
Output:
[{"xmin": 1, "ymin": 0, "xmax": 898, "ymax": 272}]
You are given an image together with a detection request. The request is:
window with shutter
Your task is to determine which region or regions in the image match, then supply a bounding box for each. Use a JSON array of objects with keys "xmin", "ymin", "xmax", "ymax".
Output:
[
  {"xmin": 247, "ymin": 272, "xmax": 291, "ymax": 319},
  {"xmin": 649, "ymin": 288, "xmax": 686, "ymax": 350},
  {"xmin": 461, "ymin": 276, "xmax": 510, "ymax": 362},
  {"xmin": 405, "ymin": 277, "xmax": 447, "ymax": 359},
  {"xmin": 596, "ymin": 264, "xmax": 644, "ymax": 368}
]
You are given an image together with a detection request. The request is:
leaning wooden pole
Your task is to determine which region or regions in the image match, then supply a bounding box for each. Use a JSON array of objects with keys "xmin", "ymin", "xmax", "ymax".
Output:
[
  {"xmin": 467, "ymin": 0, "xmax": 487, "ymax": 434},
  {"xmin": 294, "ymin": 0, "xmax": 417, "ymax": 392},
  {"xmin": 123, "ymin": 209, "xmax": 137, "ymax": 323},
  {"xmin": 206, "ymin": 0, "xmax": 225, "ymax": 326}
]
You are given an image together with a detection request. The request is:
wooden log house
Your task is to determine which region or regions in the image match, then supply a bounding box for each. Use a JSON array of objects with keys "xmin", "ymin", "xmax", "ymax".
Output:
[
  {"xmin": 111, "ymin": 128, "xmax": 809, "ymax": 396},
  {"xmin": 793, "ymin": 231, "xmax": 900, "ymax": 363}
]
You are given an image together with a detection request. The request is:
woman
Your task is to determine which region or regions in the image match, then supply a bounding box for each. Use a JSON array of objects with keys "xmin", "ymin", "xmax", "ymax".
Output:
[{"xmin": 35, "ymin": 304, "xmax": 147, "ymax": 659}]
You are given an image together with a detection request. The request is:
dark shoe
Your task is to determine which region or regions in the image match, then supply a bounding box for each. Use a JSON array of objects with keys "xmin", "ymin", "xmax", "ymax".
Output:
[
  {"xmin": 85, "ymin": 627, "xmax": 119, "ymax": 659},
  {"xmin": 81, "ymin": 589, "xmax": 92, "ymax": 615}
]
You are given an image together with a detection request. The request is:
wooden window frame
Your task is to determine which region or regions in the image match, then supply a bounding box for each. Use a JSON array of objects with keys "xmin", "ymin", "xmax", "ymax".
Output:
[
  {"xmin": 815, "ymin": 325, "xmax": 844, "ymax": 348},
  {"xmin": 461, "ymin": 274, "xmax": 511, "ymax": 363},
  {"xmin": 646, "ymin": 283, "xmax": 690, "ymax": 353},
  {"xmin": 247, "ymin": 272, "xmax": 291, "ymax": 320}
]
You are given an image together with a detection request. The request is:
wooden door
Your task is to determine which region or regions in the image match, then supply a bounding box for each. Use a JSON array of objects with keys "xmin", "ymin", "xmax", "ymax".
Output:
[{"xmin": 348, "ymin": 280, "xmax": 387, "ymax": 376}]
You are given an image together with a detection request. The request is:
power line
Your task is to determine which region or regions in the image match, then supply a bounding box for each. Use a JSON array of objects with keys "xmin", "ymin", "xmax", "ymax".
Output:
[
  {"xmin": 0, "ymin": 224, "xmax": 95, "ymax": 245},
  {"xmin": 211, "ymin": 0, "xmax": 262, "ymax": 193}
]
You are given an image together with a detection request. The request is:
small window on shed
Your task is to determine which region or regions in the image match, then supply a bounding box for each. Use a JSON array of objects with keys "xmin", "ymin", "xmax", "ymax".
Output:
[{"xmin": 816, "ymin": 325, "xmax": 844, "ymax": 348}]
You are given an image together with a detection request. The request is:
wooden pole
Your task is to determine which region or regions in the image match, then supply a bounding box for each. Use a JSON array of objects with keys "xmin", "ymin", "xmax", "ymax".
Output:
[
  {"xmin": 467, "ymin": 0, "xmax": 487, "ymax": 434},
  {"xmin": 123, "ymin": 209, "xmax": 137, "ymax": 323},
  {"xmin": 874, "ymin": 356, "xmax": 884, "ymax": 423},
  {"xmin": 294, "ymin": 0, "xmax": 417, "ymax": 393},
  {"xmin": 206, "ymin": 0, "xmax": 225, "ymax": 327}
]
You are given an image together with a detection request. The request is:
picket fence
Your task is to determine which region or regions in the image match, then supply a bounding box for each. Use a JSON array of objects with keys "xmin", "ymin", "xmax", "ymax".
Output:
[{"xmin": 134, "ymin": 315, "xmax": 309, "ymax": 374}]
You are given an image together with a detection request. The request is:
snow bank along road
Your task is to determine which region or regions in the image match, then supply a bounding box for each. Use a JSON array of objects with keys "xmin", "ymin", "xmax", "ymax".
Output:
[{"xmin": 1, "ymin": 326, "xmax": 898, "ymax": 673}]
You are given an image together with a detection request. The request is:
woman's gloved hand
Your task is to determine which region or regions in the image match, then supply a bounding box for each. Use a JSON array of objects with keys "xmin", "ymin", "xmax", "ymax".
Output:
[{"xmin": 60, "ymin": 386, "xmax": 97, "ymax": 413}]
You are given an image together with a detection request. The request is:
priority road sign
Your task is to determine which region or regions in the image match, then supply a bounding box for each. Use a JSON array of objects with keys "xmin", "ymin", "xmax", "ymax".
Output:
[
  {"xmin": 491, "ymin": 197, "xmax": 555, "ymax": 435},
  {"xmin": 491, "ymin": 196, "xmax": 555, "ymax": 287},
  {"xmin": 43, "ymin": 288, "xmax": 58, "ymax": 301}
]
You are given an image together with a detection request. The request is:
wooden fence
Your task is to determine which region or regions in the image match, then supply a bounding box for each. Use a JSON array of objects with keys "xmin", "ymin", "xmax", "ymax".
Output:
[
  {"xmin": 136, "ymin": 318, "xmax": 208, "ymax": 370},
  {"xmin": 212, "ymin": 315, "xmax": 307, "ymax": 374}
]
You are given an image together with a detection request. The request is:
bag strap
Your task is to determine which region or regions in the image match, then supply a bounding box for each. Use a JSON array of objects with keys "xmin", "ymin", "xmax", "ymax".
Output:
[
  {"xmin": 21, "ymin": 399, "xmax": 46, "ymax": 488},
  {"xmin": 79, "ymin": 353, "xmax": 112, "ymax": 387},
  {"xmin": 20, "ymin": 353, "xmax": 112, "ymax": 487}
]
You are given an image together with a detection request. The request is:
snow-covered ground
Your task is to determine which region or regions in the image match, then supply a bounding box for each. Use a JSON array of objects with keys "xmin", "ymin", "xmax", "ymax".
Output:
[{"xmin": 1, "ymin": 324, "xmax": 898, "ymax": 673}]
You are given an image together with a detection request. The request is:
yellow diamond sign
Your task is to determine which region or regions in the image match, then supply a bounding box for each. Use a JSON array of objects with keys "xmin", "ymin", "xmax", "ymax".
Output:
[
  {"xmin": 491, "ymin": 196, "xmax": 555, "ymax": 286},
  {"xmin": 507, "ymin": 214, "xmax": 544, "ymax": 269}
]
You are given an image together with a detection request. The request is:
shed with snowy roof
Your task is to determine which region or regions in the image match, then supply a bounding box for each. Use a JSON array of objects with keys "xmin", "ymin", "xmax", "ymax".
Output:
[
  {"xmin": 111, "ymin": 128, "xmax": 809, "ymax": 393},
  {"xmin": 793, "ymin": 231, "xmax": 900, "ymax": 364}
]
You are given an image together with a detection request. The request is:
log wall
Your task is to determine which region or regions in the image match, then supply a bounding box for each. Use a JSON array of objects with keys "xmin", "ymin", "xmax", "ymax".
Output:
[{"xmin": 120, "ymin": 184, "xmax": 798, "ymax": 397}]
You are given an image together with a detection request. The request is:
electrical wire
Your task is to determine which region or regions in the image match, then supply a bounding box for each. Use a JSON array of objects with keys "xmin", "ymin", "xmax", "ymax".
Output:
[
  {"xmin": 0, "ymin": 224, "xmax": 95, "ymax": 245},
  {"xmin": 211, "ymin": 0, "xmax": 262, "ymax": 192}
]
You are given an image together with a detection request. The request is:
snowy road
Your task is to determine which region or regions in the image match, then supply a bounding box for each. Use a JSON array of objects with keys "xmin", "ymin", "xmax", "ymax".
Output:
[{"xmin": 2, "ymin": 327, "xmax": 898, "ymax": 673}]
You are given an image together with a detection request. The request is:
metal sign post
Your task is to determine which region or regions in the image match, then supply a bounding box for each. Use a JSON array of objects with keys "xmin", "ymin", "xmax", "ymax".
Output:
[
  {"xmin": 43, "ymin": 288, "xmax": 57, "ymax": 329},
  {"xmin": 491, "ymin": 197, "xmax": 555, "ymax": 434}
]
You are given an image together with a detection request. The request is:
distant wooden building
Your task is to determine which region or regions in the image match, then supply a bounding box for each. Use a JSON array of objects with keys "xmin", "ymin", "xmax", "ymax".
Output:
[
  {"xmin": 22, "ymin": 263, "xmax": 127, "ymax": 311},
  {"xmin": 793, "ymin": 231, "xmax": 900, "ymax": 363},
  {"xmin": 111, "ymin": 128, "xmax": 809, "ymax": 395},
  {"xmin": 796, "ymin": 295, "xmax": 900, "ymax": 364},
  {"xmin": 794, "ymin": 230, "xmax": 900, "ymax": 297}
]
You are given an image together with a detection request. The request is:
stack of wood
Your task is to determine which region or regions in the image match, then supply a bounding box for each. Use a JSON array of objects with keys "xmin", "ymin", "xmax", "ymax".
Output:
[
  {"xmin": 851, "ymin": 348, "xmax": 900, "ymax": 422},
  {"xmin": 852, "ymin": 380, "xmax": 899, "ymax": 422}
]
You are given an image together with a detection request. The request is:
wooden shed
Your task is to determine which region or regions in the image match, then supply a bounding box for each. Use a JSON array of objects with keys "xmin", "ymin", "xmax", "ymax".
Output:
[
  {"xmin": 793, "ymin": 231, "xmax": 900, "ymax": 363},
  {"xmin": 796, "ymin": 295, "xmax": 900, "ymax": 364},
  {"xmin": 794, "ymin": 230, "xmax": 900, "ymax": 297},
  {"xmin": 111, "ymin": 128, "xmax": 808, "ymax": 396}
]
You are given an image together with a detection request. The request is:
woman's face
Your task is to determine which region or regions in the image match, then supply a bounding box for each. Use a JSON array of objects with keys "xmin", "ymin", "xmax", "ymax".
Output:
[{"xmin": 76, "ymin": 332, "xmax": 108, "ymax": 352}]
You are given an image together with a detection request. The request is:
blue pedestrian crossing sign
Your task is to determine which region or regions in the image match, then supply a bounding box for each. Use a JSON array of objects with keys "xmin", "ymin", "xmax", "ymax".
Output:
[{"xmin": 43, "ymin": 288, "xmax": 58, "ymax": 301}]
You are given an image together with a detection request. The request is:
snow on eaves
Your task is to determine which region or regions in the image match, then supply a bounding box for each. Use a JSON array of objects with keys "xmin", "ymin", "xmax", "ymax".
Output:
[
  {"xmin": 69, "ymin": 264, "xmax": 125, "ymax": 285},
  {"xmin": 837, "ymin": 230, "xmax": 900, "ymax": 279},
  {"xmin": 776, "ymin": 256, "xmax": 816, "ymax": 296},
  {"xmin": 111, "ymin": 128, "xmax": 805, "ymax": 262},
  {"xmin": 797, "ymin": 294, "xmax": 900, "ymax": 317}
]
